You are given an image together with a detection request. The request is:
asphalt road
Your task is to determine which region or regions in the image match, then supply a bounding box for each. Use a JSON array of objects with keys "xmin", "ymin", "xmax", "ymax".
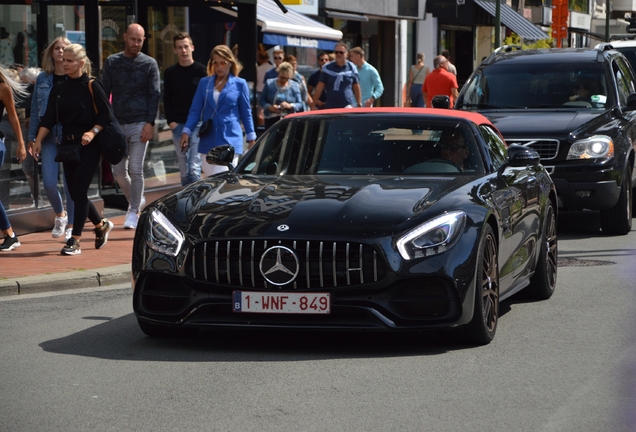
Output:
[{"xmin": 1, "ymin": 211, "xmax": 635, "ymax": 431}]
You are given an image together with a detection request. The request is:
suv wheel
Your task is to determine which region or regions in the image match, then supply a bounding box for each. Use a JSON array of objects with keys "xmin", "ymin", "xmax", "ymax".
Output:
[{"xmin": 600, "ymin": 166, "xmax": 632, "ymax": 235}]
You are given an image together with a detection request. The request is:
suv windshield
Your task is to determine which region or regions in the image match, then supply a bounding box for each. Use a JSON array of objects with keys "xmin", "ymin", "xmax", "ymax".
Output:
[
  {"xmin": 237, "ymin": 116, "xmax": 485, "ymax": 176},
  {"xmin": 459, "ymin": 62, "xmax": 609, "ymax": 110}
]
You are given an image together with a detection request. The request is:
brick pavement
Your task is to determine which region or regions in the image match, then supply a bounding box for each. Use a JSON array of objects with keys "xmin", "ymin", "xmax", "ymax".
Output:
[{"xmin": 0, "ymin": 214, "xmax": 133, "ymax": 280}]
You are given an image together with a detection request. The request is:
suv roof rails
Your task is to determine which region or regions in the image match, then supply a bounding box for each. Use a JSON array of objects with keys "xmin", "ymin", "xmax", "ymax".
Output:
[{"xmin": 596, "ymin": 43, "xmax": 615, "ymax": 52}]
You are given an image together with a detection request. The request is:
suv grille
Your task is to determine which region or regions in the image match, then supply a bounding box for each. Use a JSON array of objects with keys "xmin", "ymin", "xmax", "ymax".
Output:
[
  {"xmin": 185, "ymin": 240, "xmax": 386, "ymax": 290},
  {"xmin": 505, "ymin": 139, "xmax": 560, "ymax": 160}
]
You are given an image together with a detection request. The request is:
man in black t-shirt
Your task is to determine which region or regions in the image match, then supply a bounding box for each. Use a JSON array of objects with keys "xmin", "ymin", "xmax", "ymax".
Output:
[
  {"xmin": 307, "ymin": 52, "xmax": 329, "ymax": 110},
  {"xmin": 163, "ymin": 32, "xmax": 207, "ymax": 185}
]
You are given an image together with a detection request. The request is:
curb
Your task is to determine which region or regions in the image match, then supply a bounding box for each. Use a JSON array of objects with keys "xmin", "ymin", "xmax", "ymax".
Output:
[{"xmin": 0, "ymin": 264, "xmax": 131, "ymax": 297}]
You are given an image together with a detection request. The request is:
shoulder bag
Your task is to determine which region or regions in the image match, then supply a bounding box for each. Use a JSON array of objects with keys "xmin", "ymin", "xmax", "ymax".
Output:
[
  {"xmin": 88, "ymin": 80, "xmax": 128, "ymax": 165},
  {"xmin": 54, "ymin": 83, "xmax": 82, "ymax": 163}
]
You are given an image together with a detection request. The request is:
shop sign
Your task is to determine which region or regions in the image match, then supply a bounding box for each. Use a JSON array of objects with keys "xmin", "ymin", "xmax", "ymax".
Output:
[
  {"xmin": 263, "ymin": 33, "xmax": 337, "ymax": 50},
  {"xmin": 280, "ymin": 0, "xmax": 319, "ymax": 16}
]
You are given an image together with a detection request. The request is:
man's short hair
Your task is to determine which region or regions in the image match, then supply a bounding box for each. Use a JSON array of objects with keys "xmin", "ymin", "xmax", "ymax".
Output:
[
  {"xmin": 349, "ymin": 47, "xmax": 365, "ymax": 57},
  {"xmin": 442, "ymin": 49, "xmax": 451, "ymax": 59},
  {"xmin": 173, "ymin": 32, "xmax": 192, "ymax": 47}
]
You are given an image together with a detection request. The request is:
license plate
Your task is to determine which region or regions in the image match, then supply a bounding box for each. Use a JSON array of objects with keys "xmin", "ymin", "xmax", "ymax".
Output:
[{"xmin": 233, "ymin": 291, "xmax": 330, "ymax": 314}]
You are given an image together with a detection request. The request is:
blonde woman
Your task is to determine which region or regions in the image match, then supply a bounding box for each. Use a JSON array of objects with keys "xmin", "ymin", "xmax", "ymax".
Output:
[
  {"xmin": 27, "ymin": 36, "xmax": 75, "ymax": 240},
  {"xmin": 180, "ymin": 45, "xmax": 256, "ymax": 176},
  {"xmin": 32, "ymin": 44, "xmax": 114, "ymax": 256},
  {"xmin": 407, "ymin": 52, "xmax": 430, "ymax": 108},
  {"xmin": 0, "ymin": 65, "xmax": 28, "ymax": 251}
]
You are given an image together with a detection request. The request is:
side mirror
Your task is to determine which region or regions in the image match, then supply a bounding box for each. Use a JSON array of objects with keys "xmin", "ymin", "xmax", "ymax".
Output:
[
  {"xmin": 206, "ymin": 144, "xmax": 235, "ymax": 170},
  {"xmin": 507, "ymin": 144, "xmax": 540, "ymax": 167},
  {"xmin": 625, "ymin": 93, "xmax": 636, "ymax": 111}
]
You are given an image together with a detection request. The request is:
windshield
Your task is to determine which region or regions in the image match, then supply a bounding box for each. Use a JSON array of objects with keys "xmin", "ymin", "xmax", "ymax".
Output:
[
  {"xmin": 458, "ymin": 62, "xmax": 609, "ymax": 110},
  {"xmin": 237, "ymin": 117, "xmax": 486, "ymax": 176}
]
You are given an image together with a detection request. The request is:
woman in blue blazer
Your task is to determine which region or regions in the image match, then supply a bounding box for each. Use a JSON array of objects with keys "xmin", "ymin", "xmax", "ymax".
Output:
[{"xmin": 181, "ymin": 45, "xmax": 256, "ymax": 176}]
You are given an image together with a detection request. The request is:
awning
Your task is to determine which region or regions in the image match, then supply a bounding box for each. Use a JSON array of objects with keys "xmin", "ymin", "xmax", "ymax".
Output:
[
  {"xmin": 214, "ymin": 0, "xmax": 343, "ymax": 50},
  {"xmin": 474, "ymin": 0, "xmax": 548, "ymax": 40}
]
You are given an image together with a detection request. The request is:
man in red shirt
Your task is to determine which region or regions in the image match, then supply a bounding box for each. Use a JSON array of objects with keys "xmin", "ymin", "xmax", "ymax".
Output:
[{"xmin": 422, "ymin": 55, "xmax": 459, "ymax": 108}]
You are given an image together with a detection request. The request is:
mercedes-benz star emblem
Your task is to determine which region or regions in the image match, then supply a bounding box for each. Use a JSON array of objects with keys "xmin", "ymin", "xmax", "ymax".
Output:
[
  {"xmin": 277, "ymin": 224, "xmax": 290, "ymax": 231},
  {"xmin": 259, "ymin": 246, "xmax": 299, "ymax": 286}
]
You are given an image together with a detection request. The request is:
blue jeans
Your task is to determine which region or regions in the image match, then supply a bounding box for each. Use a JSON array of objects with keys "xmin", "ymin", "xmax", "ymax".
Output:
[
  {"xmin": 171, "ymin": 123, "xmax": 201, "ymax": 186},
  {"xmin": 41, "ymin": 134, "xmax": 74, "ymax": 224},
  {"xmin": 0, "ymin": 138, "xmax": 10, "ymax": 230},
  {"xmin": 410, "ymin": 85, "xmax": 425, "ymax": 108}
]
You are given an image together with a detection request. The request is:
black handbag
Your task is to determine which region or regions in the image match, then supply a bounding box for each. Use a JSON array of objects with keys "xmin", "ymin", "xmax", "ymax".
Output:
[
  {"xmin": 198, "ymin": 118, "xmax": 213, "ymax": 138},
  {"xmin": 55, "ymin": 141, "xmax": 82, "ymax": 163},
  {"xmin": 88, "ymin": 80, "xmax": 128, "ymax": 165},
  {"xmin": 53, "ymin": 85, "xmax": 82, "ymax": 163}
]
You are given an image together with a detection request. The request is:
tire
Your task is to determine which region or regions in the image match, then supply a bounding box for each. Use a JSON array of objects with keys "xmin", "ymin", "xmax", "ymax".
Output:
[
  {"xmin": 461, "ymin": 224, "xmax": 499, "ymax": 345},
  {"xmin": 600, "ymin": 166, "xmax": 632, "ymax": 235},
  {"xmin": 526, "ymin": 202, "xmax": 558, "ymax": 300},
  {"xmin": 137, "ymin": 319, "xmax": 198, "ymax": 338}
]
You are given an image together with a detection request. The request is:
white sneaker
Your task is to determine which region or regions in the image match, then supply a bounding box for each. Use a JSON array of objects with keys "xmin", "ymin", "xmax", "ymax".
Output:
[
  {"xmin": 52, "ymin": 213, "xmax": 68, "ymax": 238},
  {"xmin": 140, "ymin": 196, "xmax": 146, "ymax": 211},
  {"xmin": 64, "ymin": 228, "xmax": 73, "ymax": 241},
  {"xmin": 124, "ymin": 211, "xmax": 139, "ymax": 230}
]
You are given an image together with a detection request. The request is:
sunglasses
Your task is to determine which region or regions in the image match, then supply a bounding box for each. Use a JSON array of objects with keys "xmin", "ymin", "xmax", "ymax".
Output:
[
  {"xmin": 334, "ymin": 50, "xmax": 346, "ymax": 55},
  {"xmin": 211, "ymin": 60, "xmax": 229, "ymax": 66},
  {"xmin": 274, "ymin": 56, "xmax": 284, "ymax": 60}
]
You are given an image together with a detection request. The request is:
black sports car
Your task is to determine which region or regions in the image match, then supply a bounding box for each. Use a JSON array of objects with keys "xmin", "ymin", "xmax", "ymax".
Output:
[{"xmin": 132, "ymin": 108, "xmax": 558, "ymax": 345}]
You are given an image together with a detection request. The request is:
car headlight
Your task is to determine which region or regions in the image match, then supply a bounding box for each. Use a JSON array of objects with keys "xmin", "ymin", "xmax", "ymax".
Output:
[
  {"xmin": 567, "ymin": 135, "xmax": 614, "ymax": 160},
  {"xmin": 146, "ymin": 209, "xmax": 185, "ymax": 257},
  {"xmin": 397, "ymin": 211, "xmax": 467, "ymax": 260}
]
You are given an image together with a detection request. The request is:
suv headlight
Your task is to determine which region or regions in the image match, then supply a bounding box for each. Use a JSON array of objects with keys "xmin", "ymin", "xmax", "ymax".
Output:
[
  {"xmin": 397, "ymin": 211, "xmax": 467, "ymax": 260},
  {"xmin": 146, "ymin": 209, "xmax": 185, "ymax": 257},
  {"xmin": 567, "ymin": 135, "xmax": 614, "ymax": 160}
]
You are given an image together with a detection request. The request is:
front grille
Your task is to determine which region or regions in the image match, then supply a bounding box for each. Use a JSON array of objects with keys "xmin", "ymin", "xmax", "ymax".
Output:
[
  {"xmin": 505, "ymin": 138, "xmax": 560, "ymax": 160},
  {"xmin": 185, "ymin": 239, "xmax": 386, "ymax": 289}
]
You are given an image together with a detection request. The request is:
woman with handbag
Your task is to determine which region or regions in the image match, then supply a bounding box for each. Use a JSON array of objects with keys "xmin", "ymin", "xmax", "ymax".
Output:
[
  {"xmin": 406, "ymin": 53, "xmax": 429, "ymax": 108},
  {"xmin": 180, "ymin": 44, "xmax": 256, "ymax": 176},
  {"xmin": 32, "ymin": 44, "xmax": 114, "ymax": 256},
  {"xmin": 27, "ymin": 36, "xmax": 75, "ymax": 241},
  {"xmin": 0, "ymin": 65, "xmax": 27, "ymax": 251}
]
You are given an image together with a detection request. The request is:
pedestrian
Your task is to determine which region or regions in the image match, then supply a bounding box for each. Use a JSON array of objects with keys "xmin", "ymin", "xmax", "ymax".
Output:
[
  {"xmin": 180, "ymin": 45, "xmax": 256, "ymax": 176},
  {"xmin": 407, "ymin": 52, "xmax": 430, "ymax": 108},
  {"xmin": 255, "ymin": 49, "xmax": 272, "ymax": 126},
  {"xmin": 441, "ymin": 49, "xmax": 457, "ymax": 76},
  {"xmin": 263, "ymin": 48, "xmax": 285, "ymax": 86},
  {"xmin": 422, "ymin": 55, "xmax": 459, "ymax": 108},
  {"xmin": 101, "ymin": 23, "xmax": 160, "ymax": 230},
  {"xmin": 26, "ymin": 36, "xmax": 75, "ymax": 240},
  {"xmin": 348, "ymin": 46, "xmax": 384, "ymax": 107},
  {"xmin": 284, "ymin": 54, "xmax": 312, "ymax": 111},
  {"xmin": 163, "ymin": 32, "xmax": 207, "ymax": 186},
  {"xmin": 312, "ymin": 42, "xmax": 362, "ymax": 109},
  {"xmin": 307, "ymin": 52, "xmax": 330, "ymax": 110},
  {"xmin": 259, "ymin": 61, "xmax": 304, "ymax": 129},
  {"xmin": 32, "ymin": 44, "xmax": 114, "ymax": 256},
  {"xmin": 0, "ymin": 64, "xmax": 28, "ymax": 251}
]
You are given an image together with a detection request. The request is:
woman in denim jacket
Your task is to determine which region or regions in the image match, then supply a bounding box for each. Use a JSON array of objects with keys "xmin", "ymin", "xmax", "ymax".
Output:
[{"xmin": 27, "ymin": 37, "xmax": 74, "ymax": 240}]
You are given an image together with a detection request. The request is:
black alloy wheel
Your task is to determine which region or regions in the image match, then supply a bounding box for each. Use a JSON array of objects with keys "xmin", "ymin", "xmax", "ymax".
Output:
[
  {"xmin": 526, "ymin": 201, "xmax": 558, "ymax": 300},
  {"xmin": 462, "ymin": 224, "xmax": 499, "ymax": 345}
]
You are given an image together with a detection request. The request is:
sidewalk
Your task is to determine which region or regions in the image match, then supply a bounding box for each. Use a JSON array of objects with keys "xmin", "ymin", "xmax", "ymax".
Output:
[{"xmin": 0, "ymin": 213, "xmax": 133, "ymax": 296}]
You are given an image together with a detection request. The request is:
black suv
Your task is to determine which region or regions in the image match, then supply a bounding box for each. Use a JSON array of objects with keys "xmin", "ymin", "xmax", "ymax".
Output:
[{"xmin": 456, "ymin": 46, "xmax": 635, "ymax": 235}]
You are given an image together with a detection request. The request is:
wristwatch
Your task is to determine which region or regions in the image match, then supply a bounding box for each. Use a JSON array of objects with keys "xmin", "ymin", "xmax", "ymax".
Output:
[{"xmin": 92, "ymin": 127, "xmax": 100, "ymax": 134}]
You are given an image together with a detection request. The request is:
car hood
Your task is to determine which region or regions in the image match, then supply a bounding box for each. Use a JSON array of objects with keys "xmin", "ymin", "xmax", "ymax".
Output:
[
  {"xmin": 161, "ymin": 174, "xmax": 476, "ymax": 237},
  {"xmin": 480, "ymin": 110, "xmax": 606, "ymax": 136}
]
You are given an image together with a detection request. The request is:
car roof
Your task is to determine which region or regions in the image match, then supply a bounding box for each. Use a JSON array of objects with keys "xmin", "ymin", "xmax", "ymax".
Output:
[
  {"xmin": 483, "ymin": 48, "xmax": 609, "ymax": 66},
  {"xmin": 286, "ymin": 107, "xmax": 496, "ymax": 128}
]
